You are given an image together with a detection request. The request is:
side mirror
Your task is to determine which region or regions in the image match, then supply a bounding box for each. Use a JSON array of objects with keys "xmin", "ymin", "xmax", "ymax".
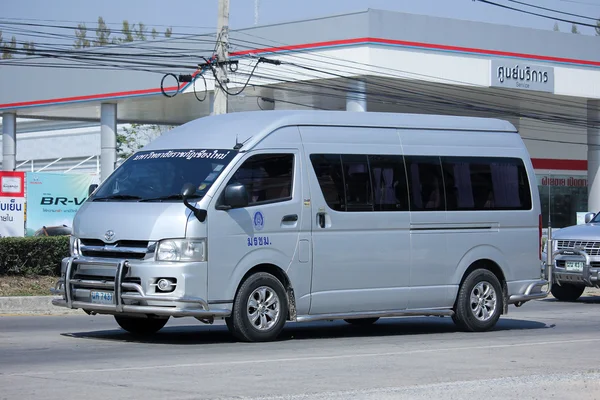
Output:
[
  {"xmin": 221, "ymin": 183, "xmax": 249, "ymax": 209},
  {"xmin": 88, "ymin": 184, "xmax": 98, "ymax": 196},
  {"xmin": 181, "ymin": 182, "xmax": 197, "ymax": 200},
  {"xmin": 180, "ymin": 183, "xmax": 207, "ymax": 223},
  {"xmin": 585, "ymin": 212, "xmax": 596, "ymax": 224}
]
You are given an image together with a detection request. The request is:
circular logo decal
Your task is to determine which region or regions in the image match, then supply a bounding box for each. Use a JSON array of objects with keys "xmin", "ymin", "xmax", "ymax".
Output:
[{"xmin": 253, "ymin": 211, "xmax": 265, "ymax": 231}]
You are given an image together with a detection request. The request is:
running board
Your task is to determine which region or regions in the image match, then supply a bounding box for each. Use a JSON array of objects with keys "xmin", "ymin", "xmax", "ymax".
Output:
[{"xmin": 295, "ymin": 309, "xmax": 454, "ymax": 323}]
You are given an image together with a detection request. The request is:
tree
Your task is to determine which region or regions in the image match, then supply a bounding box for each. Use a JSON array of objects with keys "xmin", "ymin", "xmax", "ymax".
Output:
[
  {"xmin": 165, "ymin": 27, "xmax": 172, "ymax": 38},
  {"xmin": 94, "ymin": 16, "xmax": 111, "ymax": 47},
  {"xmin": 571, "ymin": 23, "xmax": 580, "ymax": 34},
  {"xmin": 135, "ymin": 22, "xmax": 147, "ymax": 41},
  {"xmin": 1, "ymin": 36, "xmax": 17, "ymax": 59},
  {"xmin": 117, "ymin": 124, "xmax": 173, "ymax": 159},
  {"xmin": 151, "ymin": 28, "xmax": 158, "ymax": 39},
  {"xmin": 22, "ymin": 41, "xmax": 35, "ymax": 55},
  {"xmin": 121, "ymin": 20, "xmax": 134, "ymax": 43},
  {"xmin": 74, "ymin": 23, "xmax": 91, "ymax": 48},
  {"xmin": 553, "ymin": 22, "xmax": 560, "ymax": 32}
]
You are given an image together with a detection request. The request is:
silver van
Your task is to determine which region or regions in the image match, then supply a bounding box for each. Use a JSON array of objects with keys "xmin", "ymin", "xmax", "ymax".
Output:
[{"xmin": 52, "ymin": 110, "xmax": 548, "ymax": 342}]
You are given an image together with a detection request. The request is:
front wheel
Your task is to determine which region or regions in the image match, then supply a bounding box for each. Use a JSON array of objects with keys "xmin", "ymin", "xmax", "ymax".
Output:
[
  {"xmin": 226, "ymin": 272, "xmax": 288, "ymax": 342},
  {"xmin": 114, "ymin": 315, "xmax": 169, "ymax": 336},
  {"xmin": 452, "ymin": 269, "xmax": 503, "ymax": 332},
  {"xmin": 551, "ymin": 283, "xmax": 585, "ymax": 302}
]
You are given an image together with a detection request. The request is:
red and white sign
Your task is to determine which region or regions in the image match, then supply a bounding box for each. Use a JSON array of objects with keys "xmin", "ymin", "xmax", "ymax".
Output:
[
  {"xmin": 0, "ymin": 171, "xmax": 24, "ymax": 197},
  {"xmin": 0, "ymin": 172, "xmax": 25, "ymax": 237}
]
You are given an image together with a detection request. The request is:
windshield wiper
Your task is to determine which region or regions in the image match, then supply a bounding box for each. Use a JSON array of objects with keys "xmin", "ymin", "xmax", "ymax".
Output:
[
  {"xmin": 139, "ymin": 194, "xmax": 202, "ymax": 202},
  {"xmin": 92, "ymin": 194, "xmax": 142, "ymax": 202}
]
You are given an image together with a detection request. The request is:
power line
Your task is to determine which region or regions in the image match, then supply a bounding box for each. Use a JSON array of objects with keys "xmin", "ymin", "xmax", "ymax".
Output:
[
  {"xmin": 506, "ymin": 0, "xmax": 599, "ymax": 21},
  {"xmin": 474, "ymin": 0, "xmax": 600, "ymax": 28}
]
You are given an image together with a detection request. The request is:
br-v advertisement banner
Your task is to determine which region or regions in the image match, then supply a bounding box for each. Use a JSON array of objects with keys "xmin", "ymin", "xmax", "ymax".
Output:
[
  {"xmin": 0, "ymin": 171, "xmax": 25, "ymax": 237},
  {"xmin": 25, "ymin": 172, "xmax": 94, "ymax": 236}
]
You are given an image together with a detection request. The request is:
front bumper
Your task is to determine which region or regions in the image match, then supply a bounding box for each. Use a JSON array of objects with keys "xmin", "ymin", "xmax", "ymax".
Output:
[
  {"xmin": 553, "ymin": 249, "xmax": 599, "ymax": 287},
  {"xmin": 51, "ymin": 257, "xmax": 231, "ymax": 318}
]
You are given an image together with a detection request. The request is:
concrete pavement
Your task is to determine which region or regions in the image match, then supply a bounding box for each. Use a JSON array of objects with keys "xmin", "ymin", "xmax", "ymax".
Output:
[{"xmin": 1, "ymin": 296, "xmax": 600, "ymax": 399}]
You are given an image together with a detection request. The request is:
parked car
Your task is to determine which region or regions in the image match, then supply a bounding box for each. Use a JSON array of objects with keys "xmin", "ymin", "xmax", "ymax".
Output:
[
  {"xmin": 545, "ymin": 211, "xmax": 600, "ymax": 301},
  {"xmin": 34, "ymin": 225, "xmax": 72, "ymax": 237}
]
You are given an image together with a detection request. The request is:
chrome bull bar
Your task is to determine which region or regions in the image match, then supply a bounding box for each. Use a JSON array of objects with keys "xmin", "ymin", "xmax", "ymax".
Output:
[{"xmin": 51, "ymin": 257, "xmax": 230, "ymax": 318}]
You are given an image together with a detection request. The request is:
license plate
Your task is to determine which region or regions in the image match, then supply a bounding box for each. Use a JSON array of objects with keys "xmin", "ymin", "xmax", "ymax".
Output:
[
  {"xmin": 90, "ymin": 291, "xmax": 114, "ymax": 304},
  {"xmin": 565, "ymin": 261, "xmax": 584, "ymax": 272}
]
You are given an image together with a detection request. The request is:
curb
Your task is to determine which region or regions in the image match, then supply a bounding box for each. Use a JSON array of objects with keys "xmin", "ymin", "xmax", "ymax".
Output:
[{"xmin": 0, "ymin": 296, "xmax": 81, "ymax": 316}]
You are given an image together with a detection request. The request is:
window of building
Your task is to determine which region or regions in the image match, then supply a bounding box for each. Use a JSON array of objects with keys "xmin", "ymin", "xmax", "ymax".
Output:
[
  {"xmin": 228, "ymin": 153, "xmax": 294, "ymax": 206},
  {"xmin": 538, "ymin": 174, "xmax": 589, "ymax": 228}
]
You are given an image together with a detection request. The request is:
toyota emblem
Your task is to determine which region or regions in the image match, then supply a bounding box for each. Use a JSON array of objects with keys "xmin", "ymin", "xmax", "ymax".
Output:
[{"xmin": 104, "ymin": 230, "xmax": 115, "ymax": 241}]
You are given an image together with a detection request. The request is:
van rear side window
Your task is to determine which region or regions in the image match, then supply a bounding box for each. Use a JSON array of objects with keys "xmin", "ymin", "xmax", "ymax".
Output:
[
  {"xmin": 441, "ymin": 156, "xmax": 532, "ymax": 211},
  {"xmin": 310, "ymin": 154, "xmax": 532, "ymax": 212}
]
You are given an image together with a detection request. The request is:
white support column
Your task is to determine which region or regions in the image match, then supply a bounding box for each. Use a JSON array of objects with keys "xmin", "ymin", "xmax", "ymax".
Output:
[
  {"xmin": 100, "ymin": 103, "xmax": 117, "ymax": 182},
  {"xmin": 2, "ymin": 113, "xmax": 16, "ymax": 171},
  {"xmin": 346, "ymin": 80, "xmax": 367, "ymax": 112},
  {"xmin": 588, "ymin": 100, "xmax": 600, "ymax": 213}
]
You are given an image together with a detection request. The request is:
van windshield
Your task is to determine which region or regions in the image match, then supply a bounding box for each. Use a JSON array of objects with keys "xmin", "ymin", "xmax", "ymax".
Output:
[{"xmin": 91, "ymin": 149, "xmax": 237, "ymax": 202}]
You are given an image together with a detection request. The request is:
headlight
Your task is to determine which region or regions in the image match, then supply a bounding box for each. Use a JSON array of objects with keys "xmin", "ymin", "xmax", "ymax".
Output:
[
  {"xmin": 156, "ymin": 239, "xmax": 206, "ymax": 262},
  {"xmin": 69, "ymin": 236, "xmax": 80, "ymax": 257}
]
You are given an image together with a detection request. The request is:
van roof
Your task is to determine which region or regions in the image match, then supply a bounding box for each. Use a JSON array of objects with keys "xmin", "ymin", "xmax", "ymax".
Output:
[{"xmin": 143, "ymin": 110, "xmax": 518, "ymax": 152}]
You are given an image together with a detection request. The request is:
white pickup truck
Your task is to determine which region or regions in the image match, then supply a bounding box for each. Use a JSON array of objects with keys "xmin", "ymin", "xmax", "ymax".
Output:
[{"xmin": 544, "ymin": 211, "xmax": 600, "ymax": 301}]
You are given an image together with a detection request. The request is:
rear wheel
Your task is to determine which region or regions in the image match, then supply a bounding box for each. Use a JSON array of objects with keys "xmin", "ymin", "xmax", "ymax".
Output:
[
  {"xmin": 452, "ymin": 269, "xmax": 503, "ymax": 332},
  {"xmin": 226, "ymin": 272, "xmax": 288, "ymax": 342},
  {"xmin": 114, "ymin": 315, "xmax": 169, "ymax": 336},
  {"xmin": 344, "ymin": 318, "xmax": 379, "ymax": 326},
  {"xmin": 551, "ymin": 283, "xmax": 585, "ymax": 302}
]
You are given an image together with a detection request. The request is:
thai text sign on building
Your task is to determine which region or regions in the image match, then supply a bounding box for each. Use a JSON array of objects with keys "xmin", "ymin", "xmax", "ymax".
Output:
[{"xmin": 490, "ymin": 60, "xmax": 555, "ymax": 93}]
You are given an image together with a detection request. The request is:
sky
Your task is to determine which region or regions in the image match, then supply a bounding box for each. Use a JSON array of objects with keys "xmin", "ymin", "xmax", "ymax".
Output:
[{"xmin": 2, "ymin": 0, "xmax": 600, "ymax": 42}]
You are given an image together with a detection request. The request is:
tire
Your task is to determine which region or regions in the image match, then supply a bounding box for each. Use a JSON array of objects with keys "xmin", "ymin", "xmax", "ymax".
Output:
[
  {"xmin": 114, "ymin": 315, "xmax": 169, "ymax": 336},
  {"xmin": 344, "ymin": 318, "xmax": 380, "ymax": 326},
  {"xmin": 551, "ymin": 283, "xmax": 585, "ymax": 302},
  {"xmin": 226, "ymin": 272, "xmax": 288, "ymax": 342},
  {"xmin": 452, "ymin": 269, "xmax": 503, "ymax": 332}
]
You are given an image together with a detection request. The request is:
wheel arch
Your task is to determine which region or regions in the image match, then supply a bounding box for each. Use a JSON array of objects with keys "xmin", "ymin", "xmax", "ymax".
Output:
[
  {"xmin": 456, "ymin": 258, "xmax": 509, "ymax": 315},
  {"xmin": 234, "ymin": 263, "xmax": 297, "ymax": 321}
]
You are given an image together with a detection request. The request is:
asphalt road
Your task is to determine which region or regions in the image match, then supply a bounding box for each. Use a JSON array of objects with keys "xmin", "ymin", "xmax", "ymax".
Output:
[{"xmin": 1, "ymin": 295, "xmax": 600, "ymax": 400}]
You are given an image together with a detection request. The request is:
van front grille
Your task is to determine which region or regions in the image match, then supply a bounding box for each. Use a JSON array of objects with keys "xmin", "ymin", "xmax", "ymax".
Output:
[{"xmin": 79, "ymin": 239, "xmax": 155, "ymax": 259}]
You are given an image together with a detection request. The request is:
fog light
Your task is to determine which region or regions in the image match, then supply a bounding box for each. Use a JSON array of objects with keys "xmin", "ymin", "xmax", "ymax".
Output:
[{"xmin": 157, "ymin": 279, "xmax": 174, "ymax": 292}]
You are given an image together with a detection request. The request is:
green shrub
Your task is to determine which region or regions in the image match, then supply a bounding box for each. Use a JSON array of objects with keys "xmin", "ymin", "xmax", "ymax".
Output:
[{"xmin": 0, "ymin": 236, "xmax": 69, "ymax": 276}]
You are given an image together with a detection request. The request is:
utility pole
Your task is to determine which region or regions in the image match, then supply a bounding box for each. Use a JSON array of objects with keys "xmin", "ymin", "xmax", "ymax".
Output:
[
  {"xmin": 254, "ymin": 0, "xmax": 260, "ymax": 25},
  {"xmin": 214, "ymin": 0, "xmax": 230, "ymax": 115}
]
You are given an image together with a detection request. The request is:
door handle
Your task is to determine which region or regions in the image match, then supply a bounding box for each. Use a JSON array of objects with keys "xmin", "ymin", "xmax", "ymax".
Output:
[
  {"xmin": 317, "ymin": 212, "xmax": 326, "ymax": 228},
  {"xmin": 282, "ymin": 214, "xmax": 298, "ymax": 222}
]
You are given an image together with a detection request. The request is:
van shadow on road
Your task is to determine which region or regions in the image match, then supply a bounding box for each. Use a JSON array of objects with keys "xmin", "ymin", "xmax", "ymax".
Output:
[{"xmin": 60, "ymin": 316, "xmax": 549, "ymax": 346}]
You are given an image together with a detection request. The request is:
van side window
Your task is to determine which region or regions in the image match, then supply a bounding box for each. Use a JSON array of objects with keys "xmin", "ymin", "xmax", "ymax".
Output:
[
  {"xmin": 368, "ymin": 155, "xmax": 409, "ymax": 211},
  {"xmin": 405, "ymin": 156, "xmax": 444, "ymax": 211},
  {"xmin": 310, "ymin": 154, "xmax": 409, "ymax": 212},
  {"xmin": 310, "ymin": 154, "xmax": 345, "ymax": 211},
  {"xmin": 441, "ymin": 157, "xmax": 532, "ymax": 211},
  {"xmin": 229, "ymin": 154, "xmax": 294, "ymax": 205},
  {"xmin": 342, "ymin": 155, "xmax": 373, "ymax": 212}
]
